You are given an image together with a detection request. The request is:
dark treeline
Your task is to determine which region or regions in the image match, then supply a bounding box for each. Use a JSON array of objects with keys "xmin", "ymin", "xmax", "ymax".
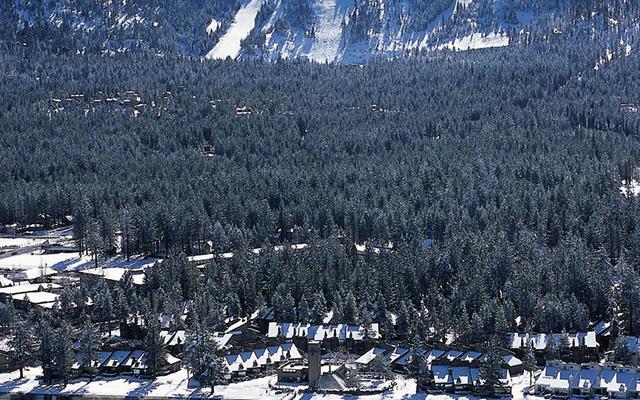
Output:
[{"xmin": 2, "ymin": 37, "xmax": 640, "ymax": 339}]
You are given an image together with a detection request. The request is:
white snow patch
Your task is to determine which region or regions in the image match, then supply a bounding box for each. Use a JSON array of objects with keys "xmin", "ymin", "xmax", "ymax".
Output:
[
  {"xmin": 621, "ymin": 179, "xmax": 640, "ymax": 197},
  {"xmin": 306, "ymin": 0, "xmax": 352, "ymax": 63},
  {"xmin": 206, "ymin": 0, "xmax": 267, "ymax": 60},
  {"xmin": 206, "ymin": 18, "xmax": 221, "ymax": 35},
  {"xmin": 436, "ymin": 32, "xmax": 509, "ymax": 51}
]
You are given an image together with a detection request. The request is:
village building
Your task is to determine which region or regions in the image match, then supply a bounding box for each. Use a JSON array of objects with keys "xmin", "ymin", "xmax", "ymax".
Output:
[
  {"xmin": 507, "ymin": 331, "xmax": 599, "ymax": 362},
  {"xmin": 535, "ymin": 361, "xmax": 640, "ymax": 398}
]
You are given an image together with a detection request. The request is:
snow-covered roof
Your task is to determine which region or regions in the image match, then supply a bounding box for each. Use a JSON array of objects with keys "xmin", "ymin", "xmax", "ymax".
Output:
[
  {"xmin": 0, "ymin": 282, "xmax": 60, "ymax": 295},
  {"xmin": 502, "ymin": 354, "xmax": 523, "ymax": 367},
  {"xmin": 12, "ymin": 291, "xmax": 59, "ymax": 304},
  {"xmin": 0, "ymin": 276, "xmax": 13, "ymax": 287},
  {"xmin": 122, "ymin": 350, "xmax": 145, "ymax": 367},
  {"xmin": 224, "ymin": 343, "xmax": 302, "ymax": 372},
  {"xmin": 432, "ymin": 365, "xmax": 453, "ymax": 384},
  {"xmin": 167, "ymin": 331, "xmax": 185, "ymax": 347},
  {"xmin": 213, "ymin": 332, "xmax": 236, "ymax": 349},
  {"xmin": 267, "ymin": 322, "xmax": 380, "ymax": 341},
  {"xmin": 79, "ymin": 267, "xmax": 145, "ymax": 285},
  {"xmin": 509, "ymin": 331, "xmax": 598, "ymax": 350},
  {"xmin": 452, "ymin": 366, "xmax": 475, "ymax": 385},
  {"xmin": 355, "ymin": 347, "xmax": 386, "ymax": 365},
  {"xmin": 12, "ymin": 267, "xmax": 58, "ymax": 281},
  {"xmin": 104, "ymin": 351, "xmax": 132, "ymax": 368}
]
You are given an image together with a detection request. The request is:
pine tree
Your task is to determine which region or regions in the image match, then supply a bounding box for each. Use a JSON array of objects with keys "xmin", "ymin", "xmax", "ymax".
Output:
[
  {"xmin": 612, "ymin": 336, "xmax": 631, "ymax": 364},
  {"xmin": 479, "ymin": 337, "xmax": 504, "ymax": 397},
  {"xmin": 184, "ymin": 321, "xmax": 219, "ymax": 381},
  {"xmin": 201, "ymin": 352, "xmax": 226, "ymax": 393},
  {"xmin": 343, "ymin": 292, "xmax": 359, "ymax": 323},
  {"xmin": 9, "ymin": 320, "xmax": 36, "ymax": 379},
  {"xmin": 78, "ymin": 320, "xmax": 101, "ymax": 377},
  {"xmin": 53, "ymin": 322, "xmax": 75, "ymax": 385},
  {"xmin": 37, "ymin": 319, "xmax": 56, "ymax": 384},
  {"xmin": 546, "ymin": 334, "xmax": 561, "ymax": 360},
  {"xmin": 309, "ymin": 291, "xmax": 327, "ymax": 324},
  {"xmin": 297, "ymin": 295, "xmax": 310, "ymax": 322},
  {"xmin": 409, "ymin": 334, "xmax": 429, "ymax": 391},
  {"xmin": 144, "ymin": 313, "xmax": 166, "ymax": 376},
  {"xmin": 396, "ymin": 300, "xmax": 411, "ymax": 339},
  {"xmin": 523, "ymin": 340, "xmax": 537, "ymax": 386}
]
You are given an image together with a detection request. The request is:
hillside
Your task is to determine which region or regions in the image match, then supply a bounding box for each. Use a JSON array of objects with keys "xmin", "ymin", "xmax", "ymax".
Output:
[{"xmin": 1, "ymin": 0, "xmax": 639, "ymax": 62}]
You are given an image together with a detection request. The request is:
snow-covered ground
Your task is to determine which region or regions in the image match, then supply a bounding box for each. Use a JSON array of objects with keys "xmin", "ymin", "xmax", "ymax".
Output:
[
  {"xmin": 435, "ymin": 32, "xmax": 509, "ymax": 51},
  {"xmin": 621, "ymin": 179, "xmax": 640, "ymax": 197},
  {"xmin": 0, "ymin": 252, "xmax": 81, "ymax": 271},
  {"xmin": 307, "ymin": 0, "xmax": 351, "ymax": 63},
  {"xmin": 0, "ymin": 252, "xmax": 158, "ymax": 274},
  {"xmin": 207, "ymin": 18, "xmax": 221, "ymax": 35},
  {"xmin": 0, "ymin": 367, "xmax": 282, "ymax": 399},
  {"xmin": 206, "ymin": 0, "xmax": 267, "ymax": 60},
  {"xmin": 0, "ymin": 237, "xmax": 47, "ymax": 249},
  {"xmin": 0, "ymin": 368, "xmax": 536, "ymax": 400}
]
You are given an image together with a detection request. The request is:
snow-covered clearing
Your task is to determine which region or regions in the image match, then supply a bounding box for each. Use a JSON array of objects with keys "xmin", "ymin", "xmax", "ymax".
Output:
[
  {"xmin": 206, "ymin": 0, "xmax": 267, "ymax": 60},
  {"xmin": 0, "ymin": 252, "xmax": 81, "ymax": 271},
  {"xmin": 307, "ymin": 0, "xmax": 352, "ymax": 62},
  {"xmin": 0, "ymin": 368, "xmax": 283, "ymax": 399},
  {"xmin": 0, "ymin": 252, "xmax": 158, "ymax": 273},
  {"xmin": 0, "ymin": 237, "xmax": 47, "ymax": 249},
  {"xmin": 436, "ymin": 32, "xmax": 509, "ymax": 51}
]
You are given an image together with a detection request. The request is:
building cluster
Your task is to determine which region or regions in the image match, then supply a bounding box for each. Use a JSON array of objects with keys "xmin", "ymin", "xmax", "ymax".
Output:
[{"xmin": 535, "ymin": 361, "xmax": 640, "ymax": 398}]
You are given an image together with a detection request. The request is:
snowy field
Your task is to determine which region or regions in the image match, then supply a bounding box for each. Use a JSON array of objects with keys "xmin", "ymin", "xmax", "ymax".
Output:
[
  {"xmin": 0, "ymin": 252, "xmax": 81, "ymax": 271},
  {"xmin": 0, "ymin": 368, "xmax": 536, "ymax": 399}
]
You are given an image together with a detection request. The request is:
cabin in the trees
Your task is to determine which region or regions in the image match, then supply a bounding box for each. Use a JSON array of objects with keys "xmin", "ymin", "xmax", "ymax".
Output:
[
  {"xmin": 267, "ymin": 322, "xmax": 380, "ymax": 351},
  {"xmin": 507, "ymin": 331, "xmax": 599, "ymax": 363},
  {"xmin": 224, "ymin": 342, "xmax": 302, "ymax": 379}
]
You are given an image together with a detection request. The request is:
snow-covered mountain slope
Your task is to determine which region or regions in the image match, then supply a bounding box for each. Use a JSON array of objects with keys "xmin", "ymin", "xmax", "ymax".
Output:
[
  {"xmin": 207, "ymin": 0, "xmax": 269, "ymax": 60},
  {"xmin": 3, "ymin": 0, "xmax": 639, "ymax": 63}
]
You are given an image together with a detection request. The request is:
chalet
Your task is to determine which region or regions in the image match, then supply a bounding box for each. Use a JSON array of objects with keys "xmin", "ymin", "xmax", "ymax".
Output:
[
  {"xmin": 102, "ymin": 351, "xmax": 132, "ymax": 374},
  {"xmin": 507, "ymin": 331, "xmax": 599, "ymax": 362},
  {"xmin": 535, "ymin": 361, "xmax": 640, "ymax": 398},
  {"xmin": 41, "ymin": 240, "xmax": 77, "ymax": 254},
  {"xmin": 267, "ymin": 322, "xmax": 380, "ymax": 350},
  {"xmin": 224, "ymin": 342, "xmax": 303, "ymax": 379},
  {"xmin": 277, "ymin": 360, "xmax": 308, "ymax": 382},
  {"xmin": 235, "ymin": 106, "xmax": 252, "ymax": 115}
]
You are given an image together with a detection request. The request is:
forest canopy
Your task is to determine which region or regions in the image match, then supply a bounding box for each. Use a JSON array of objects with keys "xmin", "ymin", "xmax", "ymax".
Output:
[{"xmin": 1, "ymin": 38, "xmax": 640, "ymax": 338}]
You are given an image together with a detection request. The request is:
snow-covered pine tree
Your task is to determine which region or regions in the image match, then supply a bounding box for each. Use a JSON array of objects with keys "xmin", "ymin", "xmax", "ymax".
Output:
[
  {"xmin": 201, "ymin": 352, "xmax": 226, "ymax": 393},
  {"xmin": 9, "ymin": 320, "xmax": 36, "ymax": 378},
  {"xmin": 612, "ymin": 336, "xmax": 631, "ymax": 364},
  {"xmin": 479, "ymin": 337, "xmax": 504, "ymax": 397},
  {"xmin": 53, "ymin": 322, "xmax": 75, "ymax": 385},
  {"xmin": 297, "ymin": 295, "xmax": 310, "ymax": 322},
  {"xmin": 144, "ymin": 313, "xmax": 166, "ymax": 376},
  {"xmin": 78, "ymin": 320, "xmax": 101, "ymax": 377},
  {"xmin": 409, "ymin": 334, "xmax": 429, "ymax": 391},
  {"xmin": 310, "ymin": 291, "xmax": 327, "ymax": 324},
  {"xmin": 523, "ymin": 340, "xmax": 537, "ymax": 386},
  {"xmin": 185, "ymin": 321, "xmax": 219, "ymax": 381}
]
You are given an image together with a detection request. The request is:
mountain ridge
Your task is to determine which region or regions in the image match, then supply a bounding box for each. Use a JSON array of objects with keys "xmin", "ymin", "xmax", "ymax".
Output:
[{"xmin": 1, "ymin": 0, "xmax": 639, "ymax": 62}]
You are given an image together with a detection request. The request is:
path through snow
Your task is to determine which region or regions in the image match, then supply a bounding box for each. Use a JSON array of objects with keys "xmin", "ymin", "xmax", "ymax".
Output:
[{"xmin": 206, "ymin": 0, "xmax": 266, "ymax": 60}]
